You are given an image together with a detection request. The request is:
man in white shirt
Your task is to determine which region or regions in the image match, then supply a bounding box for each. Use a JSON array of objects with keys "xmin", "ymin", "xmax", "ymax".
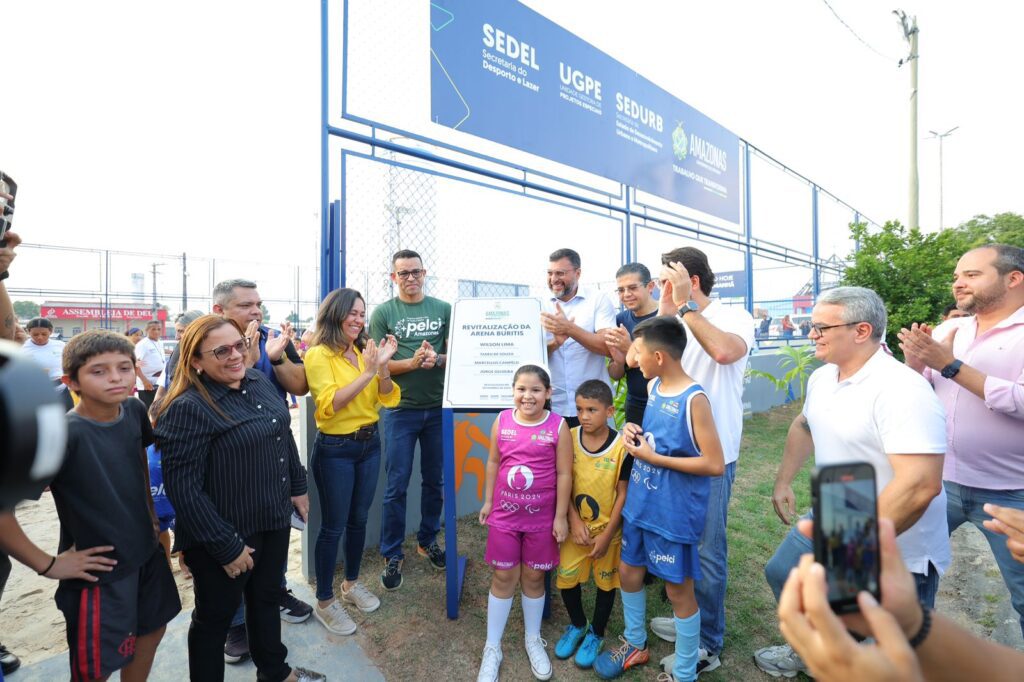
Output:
[
  {"xmin": 134, "ymin": 320, "xmax": 164, "ymax": 409},
  {"xmin": 647, "ymin": 247, "xmax": 754, "ymax": 675},
  {"xmin": 754, "ymin": 286, "xmax": 949, "ymax": 678},
  {"xmin": 540, "ymin": 248, "xmax": 616, "ymax": 428}
]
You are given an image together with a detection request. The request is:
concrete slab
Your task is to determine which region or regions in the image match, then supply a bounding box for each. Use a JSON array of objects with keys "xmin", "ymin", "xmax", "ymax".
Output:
[{"xmin": 11, "ymin": 582, "xmax": 383, "ymax": 682}]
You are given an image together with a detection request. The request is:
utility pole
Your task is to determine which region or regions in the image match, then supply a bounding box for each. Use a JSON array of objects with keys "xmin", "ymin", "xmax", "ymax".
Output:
[
  {"xmin": 150, "ymin": 262, "xmax": 163, "ymax": 318},
  {"xmin": 928, "ymin": 126, "xmax": 958, "ymax": 229},
  {"xmin": 181, "ymin": 252, "xmax": 188, "ymax": 311},
  {"xmin": 895, "ymin": 11, "xmax": 919, "ymax": 230}
]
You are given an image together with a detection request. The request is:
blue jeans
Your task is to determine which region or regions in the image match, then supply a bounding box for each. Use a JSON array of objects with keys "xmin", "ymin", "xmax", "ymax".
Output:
[
  {"xmin": 695, "ymin": 461, "xmax": 735, "ymax": 655},
  {"xmin": 946, "ymin": 481, "xmax": 1024, "ymax": 637},
  {"xmin": 311, "ymin": 431, "xmax": 381, "ymax": 601},
  {"xmin": 765, "ymin": 514, "xmax": 939, "ymax": 608},
  {"xmin": 379, "ymin": 407, "xmax": 444, "ymax": 559}
]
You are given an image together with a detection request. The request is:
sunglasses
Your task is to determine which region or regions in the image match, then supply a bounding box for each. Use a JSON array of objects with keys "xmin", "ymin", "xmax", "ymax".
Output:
[{"xmin": 198, "ymin": 337, "xmax": 251, "ymax": 361}]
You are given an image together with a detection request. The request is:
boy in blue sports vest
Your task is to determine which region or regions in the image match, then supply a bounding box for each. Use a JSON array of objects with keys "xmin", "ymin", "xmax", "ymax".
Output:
[{"xmin": 594, "ymin": 316, "xmax": 725, "ymax": 681}]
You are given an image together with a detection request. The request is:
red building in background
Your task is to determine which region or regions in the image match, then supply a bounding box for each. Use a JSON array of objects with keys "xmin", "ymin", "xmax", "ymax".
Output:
[{"xmin": 39, "ymin": 301, "xmax": 167, "ymax": 338}]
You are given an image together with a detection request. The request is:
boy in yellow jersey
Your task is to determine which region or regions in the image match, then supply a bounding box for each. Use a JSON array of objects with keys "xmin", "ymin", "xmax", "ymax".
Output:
[{"xmin": 554, "ymin": 379, "xmax": 631, "ymax": 669}]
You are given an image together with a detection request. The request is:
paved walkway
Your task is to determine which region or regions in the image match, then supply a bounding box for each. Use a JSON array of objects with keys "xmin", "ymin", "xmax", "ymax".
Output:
[{"xmin": 11, "ymin": 582, "xmax": 383, "ymax": 681}]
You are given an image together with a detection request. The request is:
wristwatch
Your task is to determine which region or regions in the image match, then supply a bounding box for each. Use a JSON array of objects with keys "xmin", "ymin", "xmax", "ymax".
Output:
[
  {"xmin": 270, "ymin": 356, "xmax": 285, "ymax": 366},
  {"xmin": 940, "ymin": 359, "xmax": 963, "ymax": 379},
  {"xmin": 678, "ymin": 301, "xmax": 699, "ymax": 318}
]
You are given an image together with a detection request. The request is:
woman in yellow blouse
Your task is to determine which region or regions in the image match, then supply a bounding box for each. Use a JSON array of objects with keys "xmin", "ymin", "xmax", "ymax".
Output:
[{"xmin": 304, "ymin": 288, "xmax": 399, "ymax": 636}]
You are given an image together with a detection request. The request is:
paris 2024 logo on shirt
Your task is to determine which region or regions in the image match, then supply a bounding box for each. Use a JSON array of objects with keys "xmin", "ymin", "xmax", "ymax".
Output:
[{"xmin": 507, "ymin": 464, "xmax": 534, "ymax": 491}]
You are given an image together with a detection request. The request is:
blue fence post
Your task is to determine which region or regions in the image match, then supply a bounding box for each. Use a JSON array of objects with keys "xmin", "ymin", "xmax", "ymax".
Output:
[
  {"xmin": 443, "ymin": 407, "xmax": 467, "ymax": 618},
  {"xmin": 811, "ymin": 184, "xmax": 820, "ymax": 297},
  {"xmin": 744, "ymin": 143, "xmax": 754, "ymax": 313}
]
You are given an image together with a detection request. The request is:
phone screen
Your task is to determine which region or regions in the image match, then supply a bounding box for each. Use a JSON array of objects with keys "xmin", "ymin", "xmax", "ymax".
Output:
[{"xmin": 813, "ymin": 464, "xmax": 880, "ymax": 612}]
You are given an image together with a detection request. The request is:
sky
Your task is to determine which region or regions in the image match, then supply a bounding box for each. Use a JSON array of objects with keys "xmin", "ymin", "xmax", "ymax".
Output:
[{"xmin": 3, "ymin": 0, "xmax": 1022, "ymax": 317}]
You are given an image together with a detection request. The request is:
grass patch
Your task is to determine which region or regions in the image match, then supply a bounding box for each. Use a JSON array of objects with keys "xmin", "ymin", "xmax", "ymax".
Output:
[{"xmin": 329, "ymin": 402, "xmax": 811, "ymax": 681}]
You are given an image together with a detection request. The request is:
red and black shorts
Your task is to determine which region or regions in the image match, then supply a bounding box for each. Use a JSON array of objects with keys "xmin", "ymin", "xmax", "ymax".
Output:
[{"xmin": 55, "ymin": 548, "xmax": 181, "ymax": 681}]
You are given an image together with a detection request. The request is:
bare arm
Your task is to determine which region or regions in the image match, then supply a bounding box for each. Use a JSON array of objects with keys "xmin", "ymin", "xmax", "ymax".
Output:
[
  {"xmin": 621, "ymin": 395, "xmax": 724, "ymax": 476},
  {"xmin": 0, "ymin": 511, "xmax": 118, "ymax": 581},
  {"xmin": 881, "ymin": 454, "xmax": 944, "ymax": 534},
  {"xmin": 552, "ymin": 420, "xmax": 573, "ymax": 543},
  {"xmin": 0, "ymin": 282, "xmax": 13, "ymax": 340},
  {"xmin": 271, "ymin": 359, "xmax": 308, "ymax": 395},
  {"xmin": 478, "ymin": 420, "xmax": 502, "ymax": 523},
  {"xmin": 772, "ymin": 414, "xmax": 815, "ymax": 524}
]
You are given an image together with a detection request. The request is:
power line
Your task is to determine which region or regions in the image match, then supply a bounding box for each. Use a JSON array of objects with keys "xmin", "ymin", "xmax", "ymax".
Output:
[{"xmin": 820, "ymin": 0, "xmax": 899, "ymax": 63}]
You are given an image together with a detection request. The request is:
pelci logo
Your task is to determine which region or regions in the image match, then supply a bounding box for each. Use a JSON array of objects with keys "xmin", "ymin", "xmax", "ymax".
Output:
[{"xmin": 672, "ymin": 122, "xmax": 688, "ymax": 161}]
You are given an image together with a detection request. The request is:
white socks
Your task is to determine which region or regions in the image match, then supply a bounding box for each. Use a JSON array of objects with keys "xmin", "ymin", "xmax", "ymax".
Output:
[
  {"xmin": 521, "ymin": 593, "xmax": 545, "ymax": 638},
  {"xmin": 486, "ymin": 592, "xmax": 514, "ymax": 648}
]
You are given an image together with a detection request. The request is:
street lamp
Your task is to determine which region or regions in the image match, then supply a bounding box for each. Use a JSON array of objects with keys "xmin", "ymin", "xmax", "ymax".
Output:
[{"xmin": 928, "ymin": 126, "xmax": 958, "ymax": 229}]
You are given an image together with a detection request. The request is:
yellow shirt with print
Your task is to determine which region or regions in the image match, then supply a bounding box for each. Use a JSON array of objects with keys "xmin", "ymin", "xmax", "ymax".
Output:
[
  {"xmin": 304, "ymin": 344, "xmax": 401, "ymax": 434},
  {"xmin": 571, "ymin": 426, "xmax": 628, "ymax": 536}
]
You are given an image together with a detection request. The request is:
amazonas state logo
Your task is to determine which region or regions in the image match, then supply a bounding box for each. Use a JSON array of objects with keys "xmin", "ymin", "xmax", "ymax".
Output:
[{"xmin": 672, "ymin": 122, "xmax": 688, "ymax": 161}]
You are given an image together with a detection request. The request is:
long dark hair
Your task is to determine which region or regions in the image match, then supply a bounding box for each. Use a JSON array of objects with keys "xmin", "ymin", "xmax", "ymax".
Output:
[
  {"xmin": 311, "ymin": 288, "xmax": 367, "ymax": 353},
  {"xmin": 513, "ymin": 364, "xmax": 553, "ymax": 412}
]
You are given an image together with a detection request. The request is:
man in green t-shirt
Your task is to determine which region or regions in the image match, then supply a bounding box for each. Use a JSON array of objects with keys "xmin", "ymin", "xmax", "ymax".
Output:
[{"xmin": 369, "ymin": 249, "xmax": 451, "ymax": 590}]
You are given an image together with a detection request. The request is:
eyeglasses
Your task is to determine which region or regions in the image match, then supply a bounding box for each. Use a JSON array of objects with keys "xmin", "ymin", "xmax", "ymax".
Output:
[
  {"xmin": 809, "ymin": 322, "xmax": 863, "ymax": 336},
  {"xmin": 199, "ymin": 337, "xmax": 251, "ymax": 361},
  {"xmin": 395, "ymin": 269, "xmax": 425, "ymax": 280}
]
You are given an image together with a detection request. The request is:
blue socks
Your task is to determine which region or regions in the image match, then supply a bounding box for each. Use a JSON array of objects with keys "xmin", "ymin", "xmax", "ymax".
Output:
[
  {"xmin": 673, "ymin": 610, "xmax": 701, "ymax": 681},
  {"xmin": 620, "ymin": 588, "xmax": 647, "ymax": 648}
]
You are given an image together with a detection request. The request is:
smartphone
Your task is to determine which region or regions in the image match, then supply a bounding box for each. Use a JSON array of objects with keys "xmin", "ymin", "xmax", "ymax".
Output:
[{"xmin": 811, "ymin": 462, "xmax": 881, "ymax": 614}]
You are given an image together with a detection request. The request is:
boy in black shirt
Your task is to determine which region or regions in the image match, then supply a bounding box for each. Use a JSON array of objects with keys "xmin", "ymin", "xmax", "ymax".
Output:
[{"xmin": 0, "ymin": 330, "xmax": 180, "ymax": 680}]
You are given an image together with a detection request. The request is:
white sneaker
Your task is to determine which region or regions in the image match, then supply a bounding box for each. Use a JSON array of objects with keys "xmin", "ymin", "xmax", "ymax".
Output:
[
  {"xmin": 660, "ymin": 647, "xmax": 721, "ymax": 676},
  {"xmin": 650, "ymin": 616, "xmax": 676, "ymax": 642},
  {"xmin": 341, "ymin": 581, "xmax": 381, "ymax": 613},
  {"xmin": 524, "ymin": 634, "xmax": 552, "ymax": 681},
  {"xmin": 313, "ymin": 600, "xmax": 357, "ymax": 635},
  {"xmin": 477, "ymin": 644, "xmax": 502, "ymax": 682},
  {"xmin": 753, "ymin": 643, "xmax": 807, "ymax": 678}
]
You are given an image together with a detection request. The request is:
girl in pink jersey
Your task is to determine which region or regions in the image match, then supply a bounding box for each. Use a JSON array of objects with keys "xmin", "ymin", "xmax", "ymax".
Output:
[{"xmin": 476, "ymin": 365, "xmax": 572, "ymax": 682}]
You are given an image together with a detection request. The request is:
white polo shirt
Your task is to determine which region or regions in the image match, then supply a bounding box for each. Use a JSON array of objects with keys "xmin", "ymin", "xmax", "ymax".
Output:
[
  {"xmin": 681, "ymin": 301, "xmax": 755, "ymax": 465},
  {"xmin": 544, "ymin": 286, "xmax": 617, "ymax": 417},
  {"xmin": 135, "ymin": 337, "xmax": 165, "ymax": 389},
  {"xmin": 22, "ymin": 338, "xmax": 67, "ymax": 391},
  {"xmin": 803, "ymin": 347, "xmax": 950, "ymax": 576}
]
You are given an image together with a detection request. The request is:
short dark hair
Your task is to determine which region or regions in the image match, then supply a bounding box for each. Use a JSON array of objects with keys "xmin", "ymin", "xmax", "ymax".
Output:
[
  {"xmin": 145, "ymin": 320, "xmax": 161, "ymax": 330},
  {"xmin": 549, "ymin": 248, "xmax": 581, "ymax": 269},
  {"xmin": 661, "ymin": 246, "xmax": 716, "ymax": 296},
  {"xmin": 979, "ymin": 243, "xmax": 1024, "ymax": 276},
  {"xmin": 633, "ymin": 316, "xmax": 687, "ymax": 360},
  {"xmin": 392, "ymin": 249, "xmax": 423, "ymax": 266},
  {"xmin": 942, "ymin": 302, "xmax": 959, "ymax": 317},
  {"xmin": 575, "ymin": 379, "xmax": 613, "ymax": 407},
  {"xmin": 615, "ymin": 262, "xmax": 652, "ymax": 284},
  {"xmin": 62, "ymin": 329, "xmax": 136, "ymax": 382},
  {"xmin": 26, "ymin": 317, "xmax": 53, "ymax": 331}
]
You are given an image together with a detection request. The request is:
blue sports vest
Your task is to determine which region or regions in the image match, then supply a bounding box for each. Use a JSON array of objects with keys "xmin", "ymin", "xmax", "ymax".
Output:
[{"xmin": 622, "ymin": 380, "xmax": 710, "ymax": 543}]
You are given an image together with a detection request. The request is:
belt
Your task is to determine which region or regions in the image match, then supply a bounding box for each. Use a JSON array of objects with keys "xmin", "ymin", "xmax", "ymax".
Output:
[{"xmin": 323, "ymin": 424, "xmax": 378, "ymax": 441}]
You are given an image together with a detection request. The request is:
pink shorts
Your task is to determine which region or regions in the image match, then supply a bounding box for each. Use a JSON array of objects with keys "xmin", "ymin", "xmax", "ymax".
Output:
[{"xmin": 485, "ymin": 525, "xmax": 560, "ymax": 572}]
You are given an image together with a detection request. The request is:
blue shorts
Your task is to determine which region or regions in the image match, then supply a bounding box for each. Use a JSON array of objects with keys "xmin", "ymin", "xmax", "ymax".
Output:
[{"xmin": 620, "ymin": 520, "xmax": 702, "ymax": 584}]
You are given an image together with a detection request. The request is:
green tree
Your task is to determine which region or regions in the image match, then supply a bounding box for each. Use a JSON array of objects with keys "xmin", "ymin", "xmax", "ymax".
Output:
[
  {"xmin": 841, "ymin": 220, "xmax": 972, "ymax": 357},
  {"xmin": 958, "ymin": 212, "xmax": 1024, "ymax": 247},
  {"xmin": 260, "ymin": 303, "xmax": 271, "ymax": 323},
  {"xmin": 13, "ymin": 300, "xmax": 40, "ymax": 318},
  {"xmin": 286, "ymin": 311, "xmax": 300, "ymax": 324}
]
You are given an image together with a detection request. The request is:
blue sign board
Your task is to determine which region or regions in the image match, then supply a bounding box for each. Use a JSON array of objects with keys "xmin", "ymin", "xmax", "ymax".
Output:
[
  {"xmin": 710, "ymin": 269, "xmax": 747, "ymax": 299},
  {"xmin": 430, "ymin": 0, "xmax": 741, "ymax": 224}
]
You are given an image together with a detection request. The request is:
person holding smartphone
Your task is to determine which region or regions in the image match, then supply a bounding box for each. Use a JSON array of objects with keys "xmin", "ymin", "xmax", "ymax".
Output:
[
  {"xmin": 755, "ymin": 286, "xmax": 949, "ymax": 679},
  {"xmin": 779, "ymin": 517, "xmax": 1024, "ymax": 682}
]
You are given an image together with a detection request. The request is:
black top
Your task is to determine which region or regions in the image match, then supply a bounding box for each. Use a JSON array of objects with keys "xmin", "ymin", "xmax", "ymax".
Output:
[
  {"xmin": 155, "ymin": 369, "xmax": 308, "ymax": 564},
  {"xmin": 615, "ymin": 309, "xmax": 658, "ymax": 409},
  {"xmin": 50, "ymin": 398, "xmax": 158, "ymax": 587}
]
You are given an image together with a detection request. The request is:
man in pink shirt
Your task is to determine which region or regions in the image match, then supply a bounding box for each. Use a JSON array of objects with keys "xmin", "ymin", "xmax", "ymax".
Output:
[{"xmin": 899, "ymin": 243, "xmax": 1024, "ymax": 637}]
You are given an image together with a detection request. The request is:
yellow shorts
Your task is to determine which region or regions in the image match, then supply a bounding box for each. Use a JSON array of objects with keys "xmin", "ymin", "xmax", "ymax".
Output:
[{"xmin": 555, "ymin": 533, "xmax": 622, "ymax": 591}]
